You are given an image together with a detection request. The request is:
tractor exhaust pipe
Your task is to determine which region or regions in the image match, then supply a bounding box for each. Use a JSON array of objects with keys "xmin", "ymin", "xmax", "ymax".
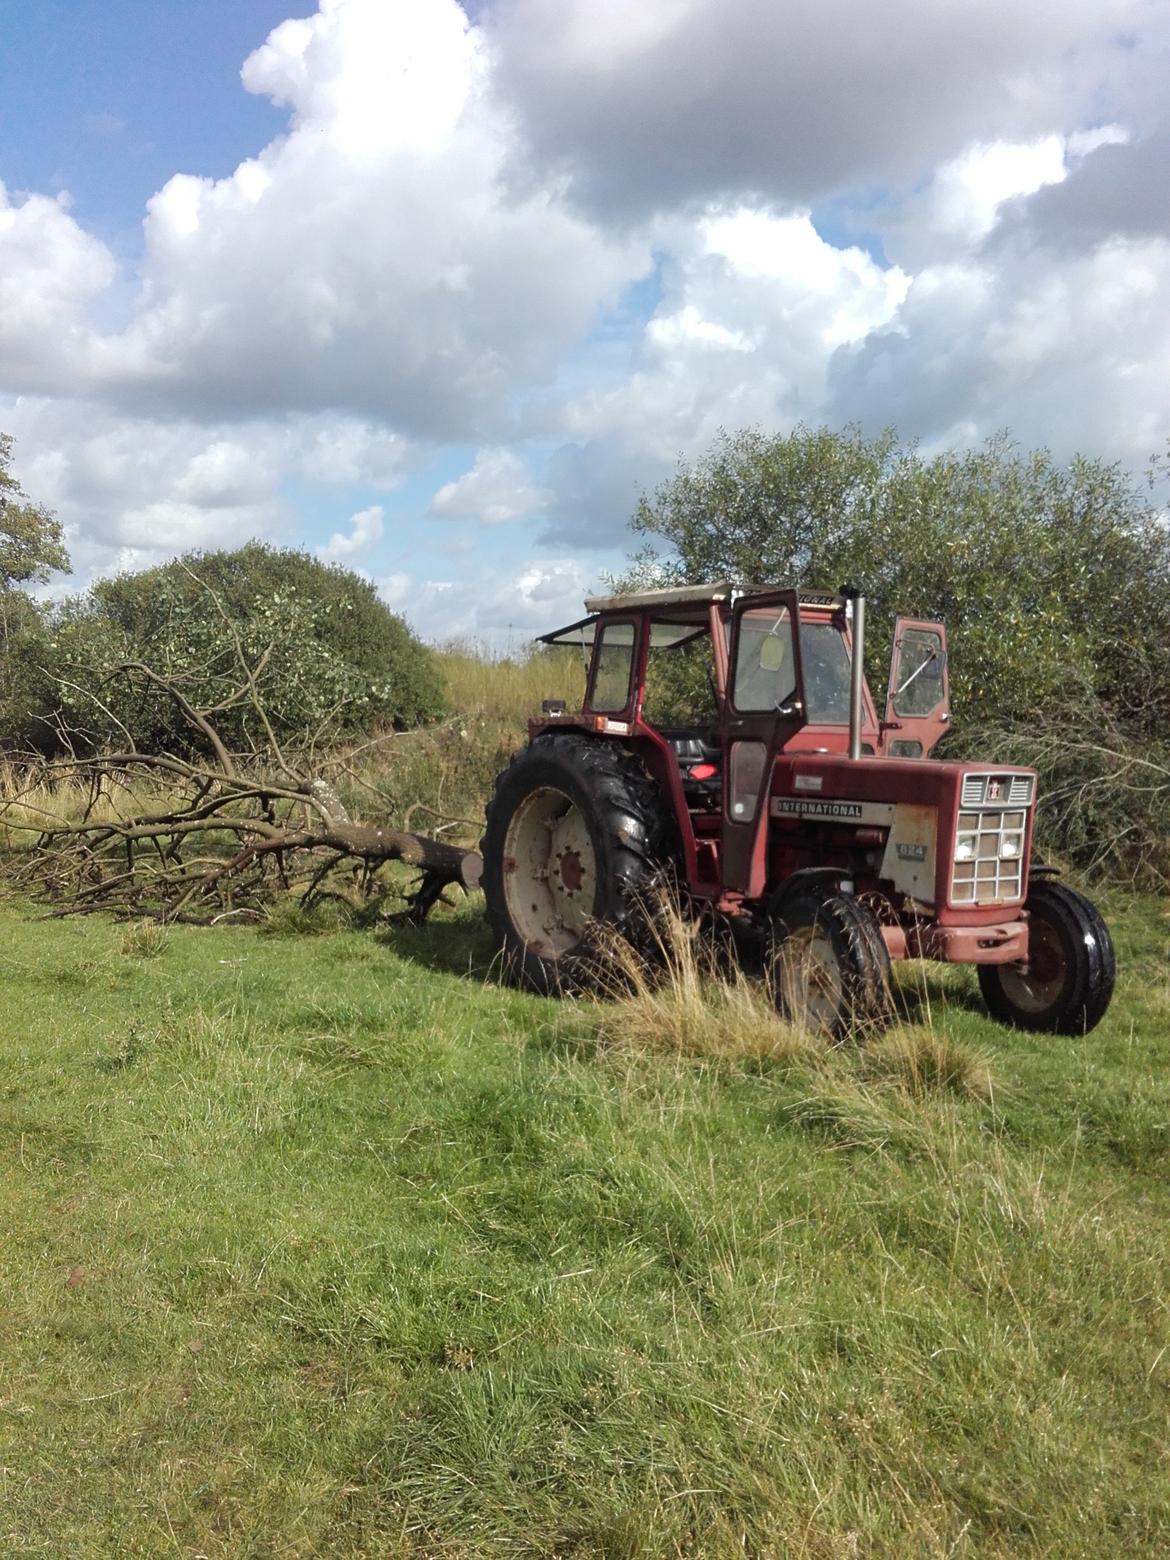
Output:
[{"xmin": 841, "ymin": 585, "xmax": 865, "ymax": 761}]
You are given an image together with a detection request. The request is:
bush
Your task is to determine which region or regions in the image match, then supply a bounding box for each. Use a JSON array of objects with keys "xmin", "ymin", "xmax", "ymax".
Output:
[
  {"xmin": 37, "ymin": 545, "xmax": 444, "ymax": 753},
  {"xmin": 628, "ymin": 425, "xmax": 1170, "ymax": 880},
  {"xmin": 631, "ymin": 426, "xmax": 1170, "ymax": 733}
]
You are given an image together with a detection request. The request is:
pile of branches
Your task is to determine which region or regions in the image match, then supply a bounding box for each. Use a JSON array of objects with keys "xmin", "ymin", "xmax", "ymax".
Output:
[{"xmin": 3, "ymin": 650, "xmax": 481, "ymax": 925}]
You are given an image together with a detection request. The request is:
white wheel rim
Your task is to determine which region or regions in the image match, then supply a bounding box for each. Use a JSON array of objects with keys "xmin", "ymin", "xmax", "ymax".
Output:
[
  {"xmin": 778, "ymin": 924, "xmax": 845, "ymax": 1032},
  {"xmin": 502, "ymin": 786, "xmax": 598, "ymax": 959}
]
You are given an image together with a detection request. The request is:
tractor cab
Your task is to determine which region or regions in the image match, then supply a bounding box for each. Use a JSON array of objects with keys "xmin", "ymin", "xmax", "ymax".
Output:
[{"xmin": 537, "ymin": 580, "xmax": 949, "ymax": 795}]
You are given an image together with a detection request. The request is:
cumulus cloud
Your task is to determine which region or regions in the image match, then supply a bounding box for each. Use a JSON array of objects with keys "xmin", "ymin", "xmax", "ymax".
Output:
[
  {"xmin": 430, "ymin": 447, "xmax": 550, "ymax": 524},
  {"xmin": 316, "ymin": 503, "xmax": 384, "ymax": 562},
  {"xmin": 85, "ymin": 0, "xmax": 640, "ymax": 437},
  {"xmin": 3, "ymin": 396, "xmax": 416, "ymax": 585},
  {"xmin": 487, "ymin": 0, "xmax": 1152, "ymax": 219},
  {"xmin": 0, "ymin": 0, "xmax": 1168, "ymax": 609},
  {"xmin": 0, "ymin": 184, "xmax": 115, "ymax": 389},
  {"xmin": 992, "ymin": 128, "xmax": 1170, "ymax": 252},
  {"xmin": 537, "ymin": 208, "xmax": 910, "ymax": 543},
  {"xmin": 379, "ymin": 555, "xmax": 595, "ymax": 642}
]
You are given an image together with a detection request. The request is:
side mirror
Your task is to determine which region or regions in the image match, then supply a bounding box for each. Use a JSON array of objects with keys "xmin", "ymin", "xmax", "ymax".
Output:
[{"xmin": 759, "ymin": 637, "xmax": 786, "ymax": 673}]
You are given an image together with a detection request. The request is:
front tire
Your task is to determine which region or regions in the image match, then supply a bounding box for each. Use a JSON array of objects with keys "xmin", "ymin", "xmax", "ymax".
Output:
[
  {"xmin": 769, "ymin": 892, "xmax": 892, "ymax": 1041},
  {"xmin": 977, "ymin": 881, "xmax": 1115, "ymax": 1035},
  {"xmin": 481, "ymin": 733, "xmax": 665, "ymax": 994}
]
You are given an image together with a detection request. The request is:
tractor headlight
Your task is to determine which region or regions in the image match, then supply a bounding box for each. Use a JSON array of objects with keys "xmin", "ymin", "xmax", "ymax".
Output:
[
  {"xmin": 999, "ymin": 837, "xmax": 1020, "ymax": 859},
  {"xmin": 954, "ymin": 836, "xmax": 976, "ymax": 862}
]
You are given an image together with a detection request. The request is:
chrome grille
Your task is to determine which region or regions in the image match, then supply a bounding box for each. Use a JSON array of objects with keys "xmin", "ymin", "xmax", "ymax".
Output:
[
  {"xmin": 960, "ymin": 772, "xmax": 1034, "ymax": 809},
  {"xmin": 951, "ymin": 806, "xmax": 1028, "ymax": 905}
]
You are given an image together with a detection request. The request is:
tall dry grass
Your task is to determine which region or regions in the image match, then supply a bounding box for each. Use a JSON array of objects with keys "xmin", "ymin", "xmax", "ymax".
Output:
[
  {"xmin": 585, "ymin": 894, "xmax": 996, "ymax": 1102},
  {"xmin": 436, "ymin": 642, "xmax": 586, "ymax": 726}
]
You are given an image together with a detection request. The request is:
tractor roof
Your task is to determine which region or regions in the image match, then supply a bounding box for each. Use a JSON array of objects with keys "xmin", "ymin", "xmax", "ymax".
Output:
[
  {"xmin": 582, "ymin": 581, "xmax": 733, "ymax": 613},
  {"xmin": 538, "ymin": 583, "xmax": 846, "ymax": 647}
]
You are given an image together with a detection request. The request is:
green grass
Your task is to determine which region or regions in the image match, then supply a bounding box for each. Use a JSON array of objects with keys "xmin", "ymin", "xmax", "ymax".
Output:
[{"xmin": 0, "ymin": 889, "xmax": 1168, "ymax": 1557}]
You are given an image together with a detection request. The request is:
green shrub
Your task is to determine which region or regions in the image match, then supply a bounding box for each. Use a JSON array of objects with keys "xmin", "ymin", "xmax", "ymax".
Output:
[{"xmin": 38, "ymin": 545, "xmax": 444, "ymax": 754}]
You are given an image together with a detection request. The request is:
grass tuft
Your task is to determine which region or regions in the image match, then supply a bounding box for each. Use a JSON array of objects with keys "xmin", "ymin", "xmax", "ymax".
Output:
[
  {"xmin": 118, "ymin": 917, "xmax": 170, "ymax": 959},
  {"xmin": 864, "ymin": 1024, "xmax": 996, "ymax": 1101},
  {"xmin": 587, "ymin": 897, "xmax": 823, "ymax": 1067}
]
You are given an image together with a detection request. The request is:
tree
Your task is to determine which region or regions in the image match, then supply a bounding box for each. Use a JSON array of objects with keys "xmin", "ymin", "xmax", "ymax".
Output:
[
  {"xmin": 629, "ymin": 425, "xmax": 1170, "ymax": 733},
  {"xmin": 1, "ymin": 434, "xmax": 70, "ymax": 747},
  {"xmin": 0, "ymin": 433, "xmax": 70, "ymax": 588},
  {"xmin": 44, "ymin": 544, "xmax": 444, "ymax": 753}
]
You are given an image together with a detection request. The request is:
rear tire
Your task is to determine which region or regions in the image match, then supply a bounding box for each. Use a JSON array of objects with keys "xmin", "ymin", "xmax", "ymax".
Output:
[
  {"xmin": 769, "ymin": 892, "xmax": 892, "ymax": 1041},
  {"xmin": 977, "ymin": 881, "xmax": 1115, "ymax": 1035},
  {"xmin": 481, "ymin": 733, "xmax": 665, "ymax": 994}
]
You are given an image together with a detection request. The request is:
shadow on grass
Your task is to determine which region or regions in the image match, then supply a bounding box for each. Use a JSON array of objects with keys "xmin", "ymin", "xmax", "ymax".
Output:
[
  {"xmin": 376, "ymin": 909, "xmax": 499, "ymax": 981},
  {"xmin": 891, "ymin": 965, "xmax": 985, "ymax": 1023}
]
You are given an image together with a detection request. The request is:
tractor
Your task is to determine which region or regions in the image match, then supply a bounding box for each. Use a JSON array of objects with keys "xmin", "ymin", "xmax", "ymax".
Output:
[{"xmin": 480, "ymin": 583, "xmax": 1115, "ymax": 1037}]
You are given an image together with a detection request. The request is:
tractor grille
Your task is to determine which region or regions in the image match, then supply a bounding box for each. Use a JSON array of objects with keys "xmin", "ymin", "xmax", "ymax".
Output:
[
  {"xmin": 960, "ymin": 772, "xmax": 1034, "ymax": 808},
  {"xmin": 951, "ymin": 783, "xmax": 1029, "ymax": 905}
]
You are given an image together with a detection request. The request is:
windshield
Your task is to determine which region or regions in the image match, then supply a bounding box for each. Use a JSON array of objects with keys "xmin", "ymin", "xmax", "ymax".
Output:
[{"xmin": 798, "ymin": 620, "xmax": 853, "ymax": 724}]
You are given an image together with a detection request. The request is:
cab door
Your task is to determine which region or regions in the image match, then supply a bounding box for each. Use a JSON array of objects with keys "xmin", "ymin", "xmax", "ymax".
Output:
[
  {"xmin": 721, "ymin": 591, "xmax": 806, "ymax": 896},
  {"xmin": 884, "ymin": 618, "xmax": 949, "ymax": 758}
]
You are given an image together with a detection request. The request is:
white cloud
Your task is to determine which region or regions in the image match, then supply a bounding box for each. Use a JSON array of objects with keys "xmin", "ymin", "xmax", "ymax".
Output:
[
  {"xmin": 54, "ymin": 0, "xmax": 642, "ymax": 439},
  {"xmin": 2, "ymin": 397, "xmax": 417, "ymax": 590},
  {"xmin": 316, "ymin": 503, "xmax": 384, "ymax": 562},
  {"xmin": 0, "ymin": 184, "xmax": 115, "ymax": 389},
  {"xmin": 537, "ymin": 207, "xmax": 911, "ymax": 542},
  {"xmin": 488, "ymin": 0, "xmax": 1152, "ymax": 218},
  {"xmin": 0, "ymin": 0, "xmax": 1168, "ymax": 612},
  {"xmin": 430, "ymin": 447, "xmax": 550, "ymax": 524},
  {"xmin": 377, "ymin": 555, "xmax": 596, "ymax": 645},
  {"xmin": 881, "ymin": 136, "xmax": 1072, "ymax": 268},
  {"xmin": 829, "ymin": 231, "xmax": 1170, "ymax": 461}
]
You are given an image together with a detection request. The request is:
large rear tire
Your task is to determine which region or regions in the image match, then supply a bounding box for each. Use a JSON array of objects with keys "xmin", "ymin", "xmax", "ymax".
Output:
[
  {"xmin": 769, "ymin": 892, "xmax": 892, "ymax": 1041},
  {"xmin": 977, "ymin": 881, "xmax": 1115, "ymax": 1035},
  {"xmin": 481, "ymin": 733, "xmax": 665, "ymax": 993}
]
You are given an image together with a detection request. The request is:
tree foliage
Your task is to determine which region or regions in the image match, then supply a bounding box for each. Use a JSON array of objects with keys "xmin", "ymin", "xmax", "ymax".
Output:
[
  {"xmin": 41, "ymin": 545, "xmax": 444, "ymax": 753},
  {"xmin": 0, "ymin": 433, "xmax": 70, "ymax": 589},
  {"xmin": 631, "ymin": 425, "xmax": 1170, "ymax": 732},
  {"xmin": 629, "ymin": 425, "xmax": 1170, "ymax": 880},
  {"xmin": 1, "ymin": 434, "xmax": 70, "ymax": 746}
]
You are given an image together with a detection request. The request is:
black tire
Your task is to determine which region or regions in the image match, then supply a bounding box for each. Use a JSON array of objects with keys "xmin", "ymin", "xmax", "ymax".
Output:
[
  {"xmin": 481, "ymin": 733, "xmax": 666, "ymax": 994},
  {"xmin": 977, "ymin": 881, "xmax": 1115, "ymax": 1035},
  {"xmin": 769, "ymin": 891, "xmax": 892, "ymax": 1041}
]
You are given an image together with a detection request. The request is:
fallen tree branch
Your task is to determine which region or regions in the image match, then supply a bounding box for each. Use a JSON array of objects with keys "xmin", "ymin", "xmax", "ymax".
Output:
[{"xmin": 2, "ymin": 644, "xmax": 483, "ymax": 925}]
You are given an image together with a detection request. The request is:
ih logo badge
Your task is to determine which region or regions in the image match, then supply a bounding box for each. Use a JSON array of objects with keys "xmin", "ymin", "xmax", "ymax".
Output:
[
  {"xmin": 987, "ymin": 779, "xmax": 1004, "ymax": 801},
  {"xmin": 896, "ymin": 842, "xmax": 929, "ymax": 862}
]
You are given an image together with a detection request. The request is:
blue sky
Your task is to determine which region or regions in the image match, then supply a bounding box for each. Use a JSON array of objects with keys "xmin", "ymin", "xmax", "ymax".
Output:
[{"xmin": 1, "ymin": 0, "xmax": 1166, "ymax": 643}]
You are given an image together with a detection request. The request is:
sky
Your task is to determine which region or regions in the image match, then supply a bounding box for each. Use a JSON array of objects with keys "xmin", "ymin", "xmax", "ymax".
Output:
[{"xmin": 1, "ymin": 0, "xmax": 1168, "ymax": 647}]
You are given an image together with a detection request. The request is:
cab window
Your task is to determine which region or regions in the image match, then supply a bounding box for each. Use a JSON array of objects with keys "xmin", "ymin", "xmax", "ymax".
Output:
[
  {"xmin": 732, "ymin": 606, "xmax": 797, "ymax": 713},
  {"xmin": 588, "ymin": 622, "xmax": 636, "ymax": 712},
  {"xmin": 799, "ymin": 621, "xmax": 853, "ymax": 724},
  {"xmin": 893, "ymin": 628, "xmax": 946, "ymax": 717}
]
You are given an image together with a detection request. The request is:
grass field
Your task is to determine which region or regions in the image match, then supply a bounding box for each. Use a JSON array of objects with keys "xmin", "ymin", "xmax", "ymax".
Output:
[{"xmin": 1, "ymin": 887, "xmax": 1168, "ymax": 1557}]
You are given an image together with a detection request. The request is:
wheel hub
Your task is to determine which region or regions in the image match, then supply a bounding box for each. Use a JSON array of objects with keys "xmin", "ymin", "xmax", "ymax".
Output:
[
  {"xmin": 997, "ymin": 916, "xmax": 1067, "ymax": 1013},
  {"xmin": 557, "ymin": 848, "xmax": 584, "ymax": 895}
]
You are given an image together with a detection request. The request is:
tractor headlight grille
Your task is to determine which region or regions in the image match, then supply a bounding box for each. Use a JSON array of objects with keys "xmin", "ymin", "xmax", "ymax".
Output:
[
  {"xmin": 960, "ymin": 773, "xmax": 1034, "ymax": 808},
  {"xmin": 951, "ymin": 777, "xmax": 1030, "ymax": 906}
]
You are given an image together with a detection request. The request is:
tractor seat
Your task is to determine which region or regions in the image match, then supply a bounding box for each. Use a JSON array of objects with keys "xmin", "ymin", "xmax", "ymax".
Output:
[{"xmin": 656, "ymin": 728, "xmax": 722, "ymax": 810}]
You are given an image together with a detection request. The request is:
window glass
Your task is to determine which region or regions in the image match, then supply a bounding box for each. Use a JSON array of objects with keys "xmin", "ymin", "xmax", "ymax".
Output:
[
  {"xmin": 589, "ymin": 622, "xmax": 635, "ymax": 712},
  {"xmin": 727, "ymin": 740, "xmax": 768, "ymax": 822},
  {"xmin": 732, "ymin": 606, "xmax": 797, "ymax": 713},
  {"xmin": 893, "ymin": 628, "xmax": 946, "ymax": 717},
  {"xmin": 642, "ymin": 630, "xmax": 716, "ymax": 728},
  {"xmin": 799, "ymin": 621, "xmax": 853, "ymax": 724}
]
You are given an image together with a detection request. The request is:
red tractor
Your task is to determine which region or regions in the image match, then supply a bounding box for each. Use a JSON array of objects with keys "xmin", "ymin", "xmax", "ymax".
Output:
[{"xmin": 481, "ymin": 583, "xmax": 1115, "ymax": 1037}]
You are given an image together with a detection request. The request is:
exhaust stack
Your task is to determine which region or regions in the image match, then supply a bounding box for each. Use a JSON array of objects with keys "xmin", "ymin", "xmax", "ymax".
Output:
[{"xmin": 841, "ymin": 585, "xmax": 865, "ymax": 761}]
